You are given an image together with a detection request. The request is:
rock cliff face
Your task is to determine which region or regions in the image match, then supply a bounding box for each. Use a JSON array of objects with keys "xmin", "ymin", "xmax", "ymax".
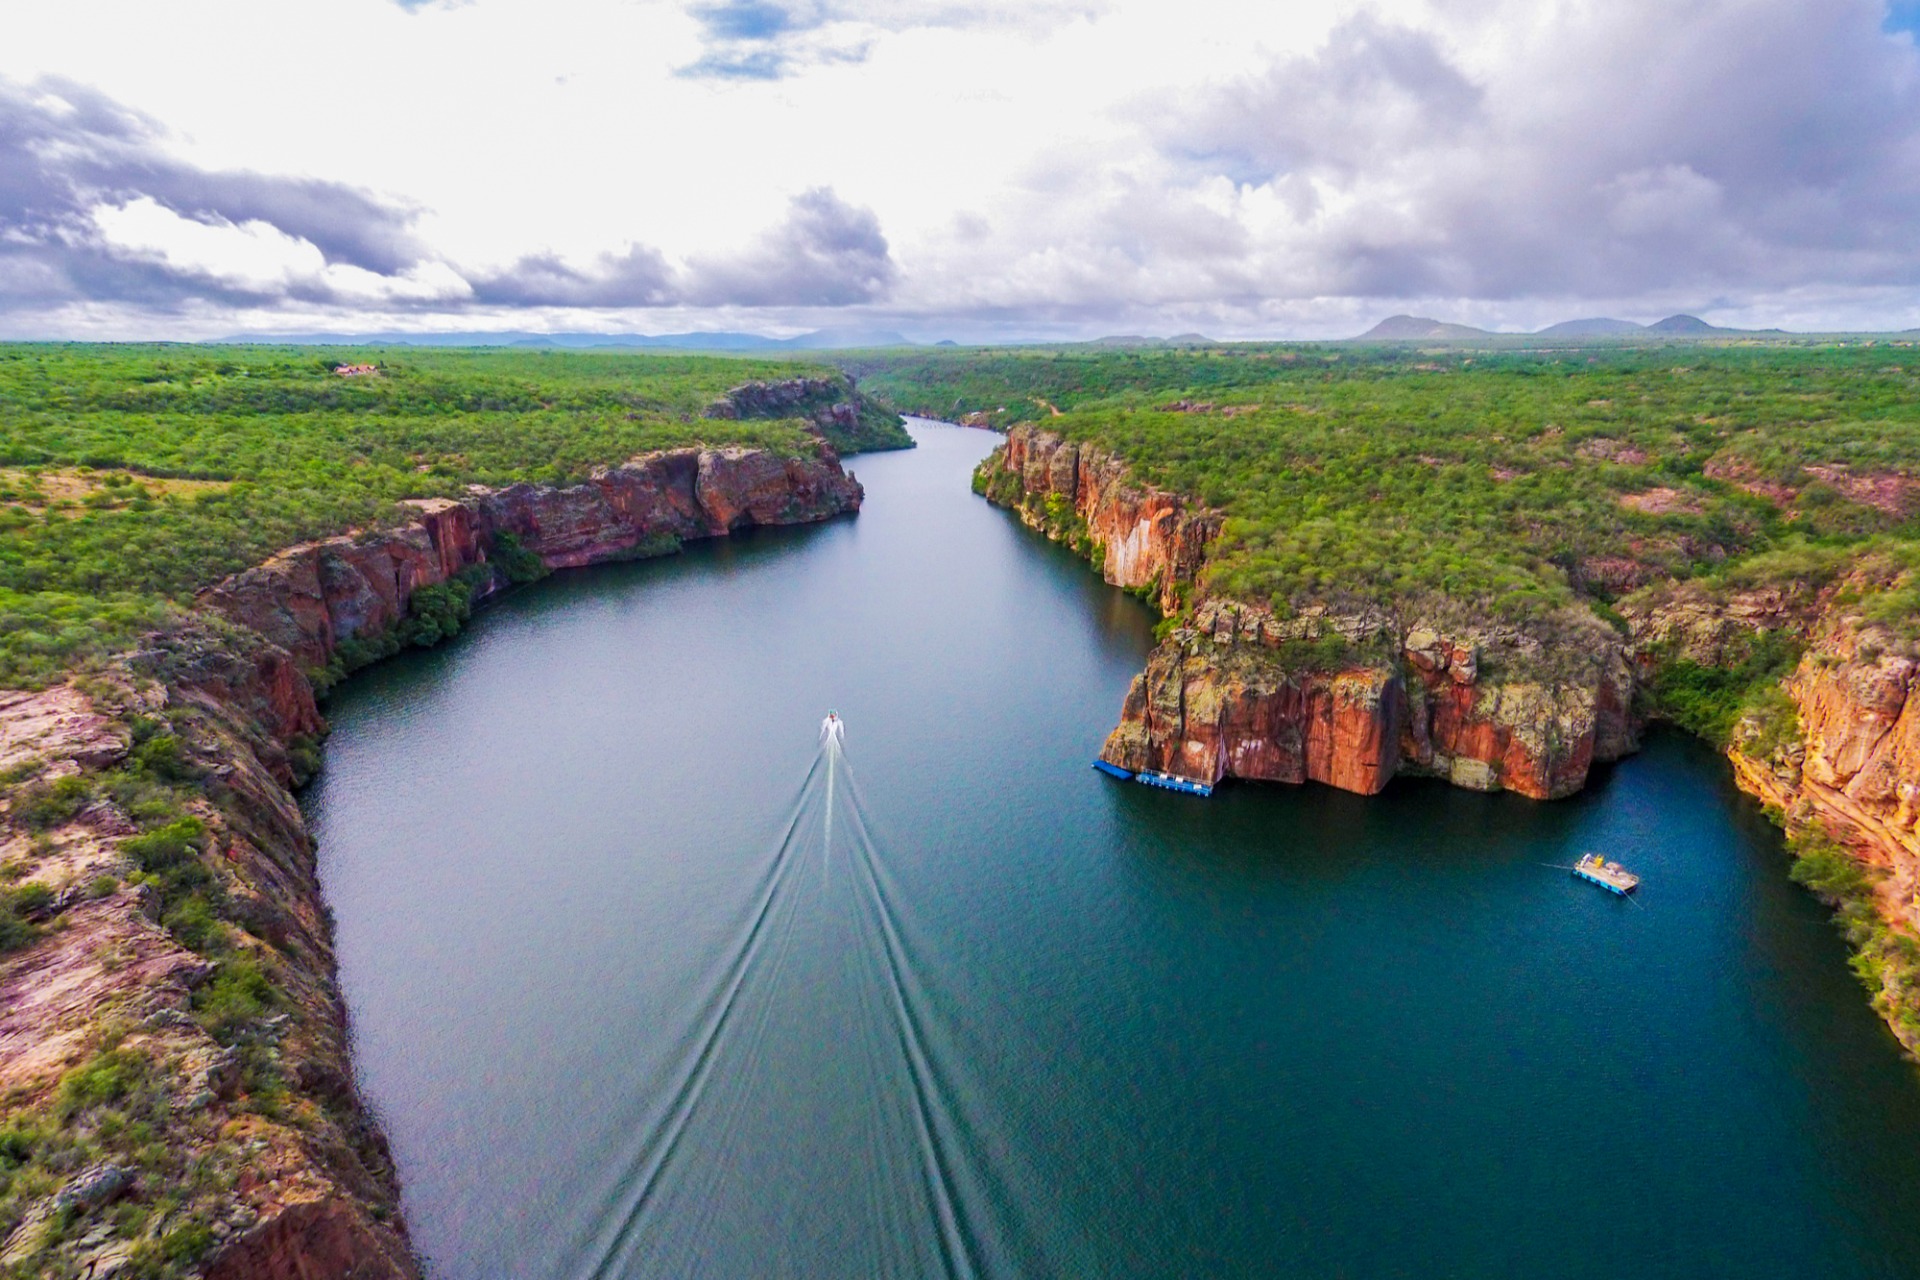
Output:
[
  {"xmin": 980, "ymin": 427, "xmax": 1638, "ymax": 799},
  {"xmin": 1710, "ymin": 586, "xmax": 1920, "ymax": 1051},
  {"xmin": 1619, "ymin": 573, "xmax": 1920, "ymax": 882},
  {"xmin": 0, "ymin": 442, "xmax": 861, "ymax": 1278},
  {"xmin": 991, "ymin": 428, "xmax": 1217, "ymax": 615},
  {"xmin": 0, "ymin": 649, "xmax": 415, "ymax": 1280},
  {"xmin": 199, "ymin": 442, "xmax": 860, "ymax": 676},
  {"xmin": 705, "ymin": 375, "xmax": 914, "ymax": 453},
  {"xmin": 1094, "ymin": 600, "xmax": 1636, "ymax": 800}
]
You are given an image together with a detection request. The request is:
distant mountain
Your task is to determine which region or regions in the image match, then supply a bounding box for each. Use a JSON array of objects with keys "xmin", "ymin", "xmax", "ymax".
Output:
[
  {"xmin": 224, "ymin": 328, "xmax": 917, "ymax": 350},
  {"xmin": 1646, "ymin": 314, "xmax": 1724, "ymax": 335},
  {"xmin": 779, "ymin": 327, "xmax": 914, "ymax": 349},
  {"xmin": 1535, "ymin": 317, "xmax": 1645, "ymax": 337},
  {"xmin": 1356, "ymin": 315, "xmax": 1495, "ymax": 340},
  {"xmin": 1645, "ymin": 314, "xmax": 1787, "ymax": 337},
  {"xmin": 1349, "ymin": 313, "xmax": 1791, "ymax": 342},
  {"xmin": 1084, "ymin": 333, "xmax": 1216, "ymax": 347}
]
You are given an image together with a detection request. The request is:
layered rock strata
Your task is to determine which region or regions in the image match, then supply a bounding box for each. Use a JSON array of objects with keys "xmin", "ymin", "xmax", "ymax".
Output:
[
  {"xmin": 990, "ymin": 427, "xmax": 1218, "ymax": 615},
  {"xmin": 1712, "ymin": 585, "xmax": 1920, "ymax": 1052},
  {"xmin": 980, "ymin": 427, "xmax": 1638, "ymax": 799},
  {"xmin": 198, "ymin": 444, "xmax": 860, "ymax": 675},
  {"xmin": 0, "ymin": 442, "xmax": 861, "ymax": 1278},
  {"xmin": 1096, "ymin": 601, "xmax": 1636, "ymax": 800}
]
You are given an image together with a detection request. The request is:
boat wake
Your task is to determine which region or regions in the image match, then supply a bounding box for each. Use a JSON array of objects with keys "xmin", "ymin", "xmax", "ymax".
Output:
[{"xmin": 545, "ymin": 734, "xmax": 1051, "ymax": 1279}]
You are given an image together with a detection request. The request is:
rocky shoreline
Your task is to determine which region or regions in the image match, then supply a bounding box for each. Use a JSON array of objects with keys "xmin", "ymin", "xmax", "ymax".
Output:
[
  {"xmin": 979, "ymin": 424, "xmax": 1920, "ymax": 1050},
  {"xmin": 0, "ymin": 438, "xmax": 862, "ymax": 1278}
]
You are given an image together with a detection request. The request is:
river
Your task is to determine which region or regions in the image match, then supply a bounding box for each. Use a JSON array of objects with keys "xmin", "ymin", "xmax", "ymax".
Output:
[{"xmin": 306, "ymin": 421, "xmax": 1920, "ymax": 1278}]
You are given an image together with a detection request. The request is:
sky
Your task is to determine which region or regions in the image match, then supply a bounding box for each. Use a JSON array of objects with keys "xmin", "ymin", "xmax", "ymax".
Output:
[{"xmin": 4, "ymin": 0, "xmax": 1920, "ymax": 341}]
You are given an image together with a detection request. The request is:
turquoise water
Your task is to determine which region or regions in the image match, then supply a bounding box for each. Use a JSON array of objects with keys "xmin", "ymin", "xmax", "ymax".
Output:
[{"xmin": 306, "ymin": 422, "xmax": 1920, "ymax": 1278}]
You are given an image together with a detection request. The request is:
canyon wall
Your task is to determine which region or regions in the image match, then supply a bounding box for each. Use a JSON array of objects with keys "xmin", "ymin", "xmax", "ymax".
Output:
[
  {"xmin": 987, "ymin": 424, "xmax": 1920, "ymax": 1050},
  {"xmin": 980, "ymin": 427, "xmax": 1638, "ymax": 800},
  {"xmin": 704, "ymin": 375, "xmax": 914, "ymax": 453},
  {"xmin": 1719, "ymin": 588, "xmax": 1920, "ymax": 1052},
  {"xmin": 0, "ymin": 441, "xmax": 861, "ymax": 1278},
  {"xmin": 198, "ymin": 443, "xmax": 860, "ymax": 678},
  {"xmin": 993, "ymin": 428, "xmax": 1218, "ymax": 615}
]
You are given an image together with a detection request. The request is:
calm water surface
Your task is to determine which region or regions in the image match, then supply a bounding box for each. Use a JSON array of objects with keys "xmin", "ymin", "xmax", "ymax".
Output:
[{"xmin": 307, "ymin": 422, "xmax": 1920, "ymax": 1278}]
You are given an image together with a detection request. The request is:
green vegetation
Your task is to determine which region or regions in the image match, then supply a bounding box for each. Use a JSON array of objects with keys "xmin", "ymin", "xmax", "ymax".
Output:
[
  {"xmin": 0, "ymin": 1040, "xmax": 244, "ymax": 1279},
  {"xmin": 1789, "ymin": 828, "xmax": 1920, "ymax": 1046},
  {"xmin": 0, "ymin": 345, "xmax": 900, "ymax": 687},
  {"xmin": 0, "ymin": 881, "xmax": 49, "ymax": 955},
  {"xmin": 852, "ymin": 341, "xmax": 1920, "ymax": 647},
  {"xmin": 1647, "ymin": 629, "xmax": 1803, "ymax": 745}
]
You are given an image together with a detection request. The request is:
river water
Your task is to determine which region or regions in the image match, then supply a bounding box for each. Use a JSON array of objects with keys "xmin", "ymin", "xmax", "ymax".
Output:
[{"xmin": 307, "ymin": 421, "xmax": 1920, "ymax": 1279}]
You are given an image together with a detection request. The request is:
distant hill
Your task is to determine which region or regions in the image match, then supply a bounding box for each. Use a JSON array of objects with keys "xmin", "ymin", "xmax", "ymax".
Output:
[
  {"xmin": 224, "ymin": 328, "xmax": 917, "ymax": 350},
  {"xmin": 1356, "ymin": 315, "xmax": 1495, "ymax": 340},
  {"xmin": 1350, "ymin": 313, "xmax": 1791, "ymax": 342},
  {"xmin": 1536, "ymin": 317, "xmax": 1646, "ymax": 337},
  {"xmin": 1087, "ymin": 333, "xmax": 1218, "ymax": 347},
  {"xmin": 1647, "ymin": 314, "xmax": 1787, "ymax": 336},
  {"xmin": 1646, "ymin": 314, "xmax": 1723, "ymax": 335},
  {"xmin": 781, "ymin": 328, "xmax": 914, "ymax": 350}
]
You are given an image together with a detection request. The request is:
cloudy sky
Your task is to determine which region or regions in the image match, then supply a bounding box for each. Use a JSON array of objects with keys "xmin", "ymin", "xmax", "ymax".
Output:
[{"xmin": 5, "ymin": 0, "xmax": 1920, "ymax": 340}]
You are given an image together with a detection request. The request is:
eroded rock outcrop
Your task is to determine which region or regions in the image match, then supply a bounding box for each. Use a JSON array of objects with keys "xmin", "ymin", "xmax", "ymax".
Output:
[
  {"xmin": 705, "ymin": 375, "xmax": 914, "ymax": 453},
  {"xmin": 979, "ymin": 427, "xmax": 1638, "ymax": 800},
  {"xmin": 987, "ymin": 428, "xmax": 1217, "ymax": 615},
  {"xmin": 199, "ymin": 442, "xmax": 860, "ymax": 673},
  {"xmin": 1094, "ymin": 600, "xmax": 1636, "ymax": 800},
  {"xmin": 0, "ymin": 662, "xmax": 412, "ymax": 1279}
]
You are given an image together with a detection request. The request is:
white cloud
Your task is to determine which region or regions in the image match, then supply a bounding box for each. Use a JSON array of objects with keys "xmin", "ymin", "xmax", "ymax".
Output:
[
  {"xmin": 91, "ymin": 199, "xmax": 325, "ymax": 293},
  {"xmin": 1, "ymin": 0, "xmax": 1918, "ymax": 337},
  {"xmin": 88, "ymin": 197, "xmax": 471, "ymax": 304}
]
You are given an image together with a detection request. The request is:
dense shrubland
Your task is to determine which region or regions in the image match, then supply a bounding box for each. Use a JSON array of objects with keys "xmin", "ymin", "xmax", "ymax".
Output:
[
  {"xmin": 0, "ymin": 345, "xmax": 896, "ymax": 687},
  {"xmin": 852, "ymin": 341, "xmax": 1920, "ymax": 658}
]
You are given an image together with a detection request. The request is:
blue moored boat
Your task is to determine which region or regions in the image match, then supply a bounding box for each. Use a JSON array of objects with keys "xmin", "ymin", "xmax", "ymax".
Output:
[
  {"xmin": 1133, "ymin": 769, "xmax": 1214, "ymax": 797},
  {"xmin": 1092, "ymin": 759, "xmax": 1135, "ymax": 781}
]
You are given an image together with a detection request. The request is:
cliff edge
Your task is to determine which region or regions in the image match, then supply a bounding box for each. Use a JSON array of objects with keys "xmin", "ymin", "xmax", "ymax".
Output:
[
  {"xmin": 979, "ymin": 427, "xmax": 1639, "ymax": 800},
  {"xmin": 0, "ymin": 441, "xmax": 860, "ymax": 1278}
]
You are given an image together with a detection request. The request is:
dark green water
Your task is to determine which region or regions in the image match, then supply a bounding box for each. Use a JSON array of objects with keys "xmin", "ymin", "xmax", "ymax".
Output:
[{"xmin": 307, "ymin": 422, "xmax": 1920, "ymax": 1279}]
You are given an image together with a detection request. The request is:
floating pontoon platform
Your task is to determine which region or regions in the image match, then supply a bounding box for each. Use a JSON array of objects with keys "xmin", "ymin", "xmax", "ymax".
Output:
[
  {"xmin": 1132, "ymin": 769, "xmax": 1215, "ymax": 797},
  {"xmin": 1092, "ymin": 759, "xmax": 1215, "ymax": 796},
  {"xmin": 1573, "ymin": 853, "xmax": 1640, "ymax": 895}
]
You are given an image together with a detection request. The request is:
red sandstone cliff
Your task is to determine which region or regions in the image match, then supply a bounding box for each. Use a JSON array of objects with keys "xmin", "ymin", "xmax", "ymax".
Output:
[
  {"xmin": 198, "ymin": 442, "xmax": 860, "ymax": 677},
  {"xmin": 980, "ymin": 427, "xmax": 1638, "ymax": 800},
  {"xmin": 1093, "ymin": 600, "xmax": 1636, "ymax": 800},
  {"xmin": 992, "ymin": 428, "xmax": 1218, "ymax": 615},
  {"xmin": 0, "ymin": 442, "xmax": 861, "ymax": 1278},
  {"xmin": 1702, "ymin": 582, "xmax": 1920, "ymax": 1051},
  {"xmin": 0, "ymin": 653, "xmax": 416, "ymax": 1279},
  {"xmin": 1618, "ymin": 572, "xmax": 1920, "ymax": 907}
]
